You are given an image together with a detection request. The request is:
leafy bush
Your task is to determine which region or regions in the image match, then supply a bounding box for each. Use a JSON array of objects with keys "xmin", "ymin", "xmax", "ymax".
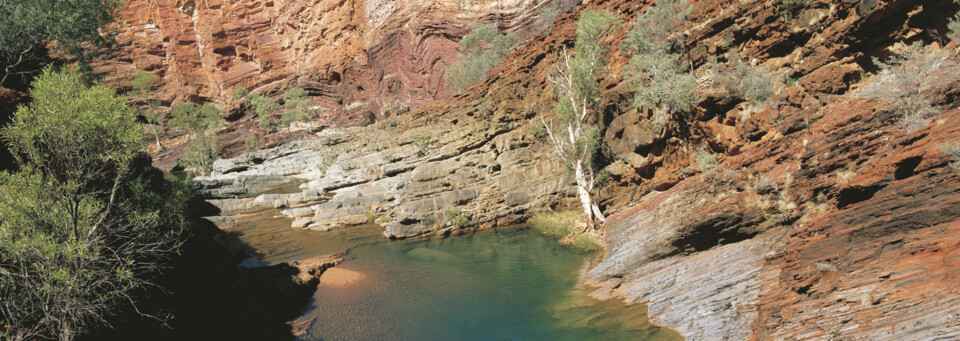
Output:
[
  {"xmin": 245, "ymin": 88, "xmax": 318, "ymax": 130},
  {"xmin": 530, "ymin": 120, "xmax": 547, "ymax": 139},
  {"xmin": 855, "ymin": 42, "xmax": 960, "ymax": 133},
  {"xmin": 695, "ymin": 146, "xmax": 718, "ymax": 173},
  {"xmin": 0, "ymin": 68, "xmax": 189, "ymax": 340},
  {"xmin": 621, "ymin": 0, "xmax": 697, "ymax": 122},
  {"xmin": 0, "ymin": 0, "xmax": 121, "ymax": 87},
  {"xmin": 707, "ymin": 52, "xmax": 779, "ymax": 105},
  {"xmin": 247, "ymin": 93, "xmax": 279, "ymax": 130},
  {"xmin": 445, "ymin": 24, "xmax": 518, "ymax": 93},
  {"xmin": 413, "ymin": 134, "xmax": 432, "ymax": 155},
  {"xmin": 695, "ymin": 147, "xmax": 738, "ymax": 193},
  {"xmin": 622, "ymin": 0, "xmax": 690, "ymax": 55},
  {"xmin": 626, "ymin": 52, "xmax": 698, "ymax": 120},
  {"xmin": 940, "ymin": 143, "xmax": 960, "ymax": 172},
  {"xmin": 444, "ymin": 208, "xmax": 471, "ymax": 229},
  {"xmin": 779, "ymin": 0, "xmax": 814, "ymax": 17},
  {"xmin": 170, "ymin": 102, "xmax": 224, "ymax": 175},
  {"xmin": 536, "ymin": 0, "xmax": 580, "ymax": 34},
  {"xmin": 233, "ymin": 86, "xmax": 249, "ymax": 100},
  {"xmin": 131, "ymin": 70, "xmax": 164, "ymax": 150},
  {"xmin": 530, "ymin": 211, "xmax": 579, "ymax": 238},
  {"xmin": 570, "ymin": 233, "xmax": 601, "ymax": 253},
  {"xmin": 280, "ymin": 88, "xmax": 320, "ymax": 126},
  {"xmin": 949, "ymin": 13, "xmax": 960, "ymax": 44},
  {"xmin": 245, "ymin": 138, "xmax": 258, "ymax": 151}
]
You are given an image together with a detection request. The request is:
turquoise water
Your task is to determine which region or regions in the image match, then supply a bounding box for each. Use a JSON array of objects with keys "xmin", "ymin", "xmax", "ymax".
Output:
[
  {"xmin": 226, "ymin": 200, "xmax": 680, "ymax": 341},
  {"xmin": 296, "ymin": 229, "xmax": 679, "ymax": 341}
]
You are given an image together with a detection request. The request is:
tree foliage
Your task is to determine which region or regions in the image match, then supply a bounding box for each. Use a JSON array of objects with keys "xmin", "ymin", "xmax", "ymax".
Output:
[
  {"xmin": 855, "ymin": 42, "xmax": 960, "ymax": 133},
  {"xmin": 0, "ymin": 68, "xmax": 190, "ymax": 340},
  {"xmin": 170, "ymin": 103, "xmax": 224, "ymax": 176},
  {"xmin": 445, "ymin": 24, "xmax": 518, "ymax": 93},
  {"xmin": 131, "ymin": 70, "xmax": 164, "ymax": 151},
  {"xmin": 541, "ymin": 9, "xmax": 621, "ymax": 230},
  {"xmin": 621, "ymin": 0, "xmax": 697, "ymax": 123},
  {"xmin": 241, "ymin": 88, "xmax": 318, "ymax": 131},
  {"xmin": 0, "ymin": 0, "xmax": 122, "ymax": 88}
]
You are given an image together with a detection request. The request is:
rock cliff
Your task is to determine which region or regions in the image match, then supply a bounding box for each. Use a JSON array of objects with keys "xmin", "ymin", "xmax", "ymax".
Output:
[
  {"xmin": 101, "ymin": 0, "xmax": 960, "ymax": 339},
  {"xmin": 97, "ymin": 0, "xmax": 560, "ymax": 123}
]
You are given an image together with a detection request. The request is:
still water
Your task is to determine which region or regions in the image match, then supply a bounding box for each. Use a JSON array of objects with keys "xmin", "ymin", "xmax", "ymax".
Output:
[{"xmin": 228, "ymin": 200, "xmax": 681, "ymax": 341}]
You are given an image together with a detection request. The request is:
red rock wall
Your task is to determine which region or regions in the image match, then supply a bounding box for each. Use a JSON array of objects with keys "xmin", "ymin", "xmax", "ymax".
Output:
[{"xmin": 97, "ymin": 0, "xmax": 554, "ymax": 124}]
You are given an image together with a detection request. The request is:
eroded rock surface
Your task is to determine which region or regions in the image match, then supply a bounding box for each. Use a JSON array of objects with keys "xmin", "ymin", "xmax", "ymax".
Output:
[{"xmin": 109, "ymin": 0, "xmax": 960, "ymax": 339}]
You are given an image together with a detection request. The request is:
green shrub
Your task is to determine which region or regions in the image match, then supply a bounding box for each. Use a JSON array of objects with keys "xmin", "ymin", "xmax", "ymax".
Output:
[
  {"xmin": 622, "ymin": 0, "xmax": 690, "ymax": 55},
  {"xmin": 940, "ymin": 142, "xmax": 960, "ymax": 172},
  {"xmin": 530, "ymin": 211, "xmax": 578, "ymax": 238},
  {"xmin": 1, "ymin": 68, "xmax": 190, "ymax": 340},
  {"xmin": 855, "ymin": 42, "xmax": 960, "ymax": 133},
  {"xmin": 413, "ymin": 134, "xmax": 432, "ymax": 155},
  {"xmin": 445, "ymin": 24, "xmax": 518, "ymax": 93},
  {"xmin": 570, "ymin": 233, "xmax": 601, "ymax": 253},
  {"xmin": 621, "ymin": 0, "xmax": 697, "ymax": 122},
  {"xmin": 695, "ymin": 147, "xmax": 738, "ymax": 193},
  {"xmin": 444, "ymin": 207, "xmax": 471, "ymax": 229},
  {"xmin": 708, "ymin": 52, "xmax": 779, "ymax": 105},
  {"xmin": 779, "ymin": 0, "xmax": 813, "ymax": 16},
  {"xmin": 530, "ymin": 120, "xmax": 547, "ymax": 139},
  {"xmin": 626, "ymin": 52, "xmax": 698, "ymax": 120},
  {"xmin": 695, "ymin": 146, "xmax": 718, "ymax": 173},
  {"xmin": 169, "ymin": 102, "xmax": 224, "ymax": 176},
  {"xmin": 0, "ymin": 0, "xmax": 121, "ymax": 87},
  {"xmin": 233, "ymin": 86, "xmax": 249, "ymax": 99},
  {"xmin": 248, "ymin": 93, "xmax": 279, "ymax": 130},
  {"xmin": 536, "ymin": 0, "xmax": 580, "ymax": 34},
  {"xmin": 594, "ymin": 168, "xmax": 610, "ymax": 187},
  {"xmin": 949, "ymin": 13, "xmax": 960, "ymax": 44},
  {"xmin": 244, "ymin": 138, "xmax": 258, "ymax": 151}
]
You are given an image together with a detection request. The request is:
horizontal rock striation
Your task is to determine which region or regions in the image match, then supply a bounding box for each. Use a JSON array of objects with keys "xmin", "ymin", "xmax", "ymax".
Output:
[
  {"xmin": 97, "ymin": 0, "xmax": 561, "ymax": 124},
  {"xmin": 115, "ymin": 0, "xmax": 960, "ymax": 339},
  {"xmin": 195, "ymin": 105, "xmax": 571, "ymax": 238}
]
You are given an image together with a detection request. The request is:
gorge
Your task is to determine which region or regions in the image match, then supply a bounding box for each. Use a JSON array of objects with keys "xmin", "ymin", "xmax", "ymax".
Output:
[{"xmin": 3, "ymin": 0, "xmax": 960, "ymax": 339}]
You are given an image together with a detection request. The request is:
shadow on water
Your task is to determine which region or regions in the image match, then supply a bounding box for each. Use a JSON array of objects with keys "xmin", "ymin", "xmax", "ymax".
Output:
[{"xmin": 82, "ymin": 200, "xmax": 315, "ymax": 341}]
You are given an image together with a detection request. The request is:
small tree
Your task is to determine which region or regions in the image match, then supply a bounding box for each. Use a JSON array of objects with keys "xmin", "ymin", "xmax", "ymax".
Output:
[
  {"xmin": 948, "ymin": 13, "xmax": 960, "ymax": 44},
  {"xmin": 170, "ymin": 102, "xmax": 224, "ymax": 175},
  {"xmin": 855, "ymin": 42, "xmax": 960, "ymax": 133},
  {"xmin": 445, "ymin": 24, "xmax": 518, "ymax": 93},
  {"xmin": 0, "ymin": 0, "xmax": 121, "ymax": 88},
  {"xmin": 540, "ymin": 9, "xmax": 621, "ymax": 231},
  {"xmin": 279, "ymin": 87, "xmax": 319, "ymax": 127},
  {"xmin": 131, "ymin": 70, "xmax": 164, "ymax": 150},
  {"xmin": 622, "ymin": 0, "xmax": 698, "ymax": 125},
  {"xmin": 0, "ymin": 67, "xmax": 189, "ymax": 340}
]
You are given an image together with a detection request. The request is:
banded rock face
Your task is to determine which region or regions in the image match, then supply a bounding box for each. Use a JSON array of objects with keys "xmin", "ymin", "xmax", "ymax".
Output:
[
  {"xmin": 194, "ymin": 105, "xmax": 570, "ymax": 238},
  {"xmin": 110, "ymin": 0, "xmax": 960, "ymax": 339},
  {"xmin": 97, "ymin": 0, "xmax": 560, "ymax": 124}
]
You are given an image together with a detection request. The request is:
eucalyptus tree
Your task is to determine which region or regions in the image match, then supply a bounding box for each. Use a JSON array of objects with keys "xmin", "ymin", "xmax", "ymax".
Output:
[
  {"xmin": 0, "ymin": 67, "xmax": 190, "ymax": 340},
  {"xmin": 541, "ymin": 9, "xmax": 622, "ymax": 231},
  {"xmin": 0, "ymin": 0, "xmax": 121, "ymax": 88}
]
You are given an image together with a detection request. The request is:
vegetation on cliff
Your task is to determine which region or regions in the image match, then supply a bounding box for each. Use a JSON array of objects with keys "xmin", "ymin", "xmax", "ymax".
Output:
[
  {"xmin": 170, "ymin": 103, "xmax": 225, "ymax": 176},
  {"xmin": 0, "ymin": 0, "xmax": 121, "ymax": 89},
  {"xmin": 0, "ymin": 68, "xmax": 190, "ymax": 340},
  {"xmin": 540, "ymin": 9, "xmax": 621, "ymax": 231},
  {"xmin": 445, "ymin": 24, "xmax": 518, "ymax": 93}
]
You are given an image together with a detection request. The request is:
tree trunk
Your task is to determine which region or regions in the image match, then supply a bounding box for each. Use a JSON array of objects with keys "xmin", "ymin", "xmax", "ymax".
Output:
[
  {"xmin": 574, "ymin": 159, "xmax": 597, "ymax": 231},
  {"xmin": 153, "ymin": 125, "xmax": 163, "ymax": 151}
]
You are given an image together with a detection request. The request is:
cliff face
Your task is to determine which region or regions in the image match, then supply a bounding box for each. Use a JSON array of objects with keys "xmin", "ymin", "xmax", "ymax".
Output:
[
  {"xmin": 103, "ymin": 0, "xmax": 960, "ymax": 339},
  {"xmin": 97, "ymin": 0, "xmax": 555, "ymax": 124}
]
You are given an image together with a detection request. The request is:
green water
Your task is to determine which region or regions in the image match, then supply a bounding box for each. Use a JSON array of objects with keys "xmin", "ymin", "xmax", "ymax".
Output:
[{"xmin": 228, "ymin": 203, "xmax": 681, "ymax": 341}]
